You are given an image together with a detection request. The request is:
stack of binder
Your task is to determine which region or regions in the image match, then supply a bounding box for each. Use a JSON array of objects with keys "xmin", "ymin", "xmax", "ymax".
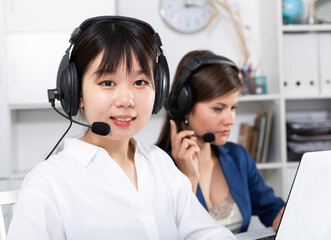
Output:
[{"xmin": 287, "ymin": 119, "xmax": 331, "ymax": 161}]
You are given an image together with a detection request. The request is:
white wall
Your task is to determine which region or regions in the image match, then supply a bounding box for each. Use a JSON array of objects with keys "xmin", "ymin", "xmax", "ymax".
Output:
[
  {"xmin": 118, "ymin": 0, "xmax": 263, "ymax": 144},
  {"xmin": 118, "ymin": 0, "xmax": 261, "ymax": 80}
]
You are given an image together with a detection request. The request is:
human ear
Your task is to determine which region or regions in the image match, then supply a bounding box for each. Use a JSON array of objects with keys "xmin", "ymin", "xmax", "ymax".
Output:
[{"xmin": 79, "ymin": 94, "xmax": 84, "ymax": 108}]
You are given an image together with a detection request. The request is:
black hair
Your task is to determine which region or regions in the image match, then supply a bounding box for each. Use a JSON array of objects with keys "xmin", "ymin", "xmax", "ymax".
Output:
[{"xmin": 70, "ymin": 18, "xmax": 159, "ymax": 87}]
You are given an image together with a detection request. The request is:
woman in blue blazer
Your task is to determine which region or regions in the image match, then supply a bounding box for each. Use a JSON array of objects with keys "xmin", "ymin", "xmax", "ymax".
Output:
[{"xmin": 156, "ymin": 50, "xmax": 285, "ymax": 233}]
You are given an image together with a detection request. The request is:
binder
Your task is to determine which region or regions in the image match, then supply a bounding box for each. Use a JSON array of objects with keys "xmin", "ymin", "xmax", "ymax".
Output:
[
  {"xmin": 250, "ymin": 112, "xmax": 263, "ymax": 161},
  {"xmin": 256, "ymin": 112, "xmax": 267, "ymax": 163},
  {"xmin": 260, "ymin": 111, "xmax": 273, "ymax": 163},
  {"xmin": 238, "ymin": 123, "xmax": 250, "ymax": 149},
  {"xmin": 318, "ymin": 32, "xmax": 331, "ymax": 96},
  {"xmin": 283, "ymin": 33, "xmax": 319, "ymax": 96}
]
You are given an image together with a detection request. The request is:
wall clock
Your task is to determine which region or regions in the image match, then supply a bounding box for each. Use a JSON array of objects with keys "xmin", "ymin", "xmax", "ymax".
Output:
[{"xmin": 160, "ymin": 0, "xmax": 217, "ymax": 34}]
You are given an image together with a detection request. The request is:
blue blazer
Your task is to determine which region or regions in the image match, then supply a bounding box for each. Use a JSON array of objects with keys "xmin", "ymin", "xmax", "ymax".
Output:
[{"xmin": 168, "ymin": 142, "xmax": 285, "ymax": 232}]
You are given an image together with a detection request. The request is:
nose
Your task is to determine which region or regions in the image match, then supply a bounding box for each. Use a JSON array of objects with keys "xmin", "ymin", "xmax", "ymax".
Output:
[
  {"xmin": 222, "ymin": 109, "xmax": 235, "ymax": 126},
  {"xmin": 113, "ymin": 85, "xmax": 134, "ymax": 108}
]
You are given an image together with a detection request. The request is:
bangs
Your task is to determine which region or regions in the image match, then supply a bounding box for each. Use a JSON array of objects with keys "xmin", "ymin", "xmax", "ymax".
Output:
[
  {"xmin": 94, "ymin": 23, "xmax": 156, "ymax": 85},
  {"xmin": 71, "ymin": 19, "xmax": 159, "ymax": 88}
]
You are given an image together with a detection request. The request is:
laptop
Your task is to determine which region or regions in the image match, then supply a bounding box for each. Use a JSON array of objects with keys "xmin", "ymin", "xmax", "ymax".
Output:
[{"xmin": 235, "ymin": 150, "xmax": 331, "ymax": 240}]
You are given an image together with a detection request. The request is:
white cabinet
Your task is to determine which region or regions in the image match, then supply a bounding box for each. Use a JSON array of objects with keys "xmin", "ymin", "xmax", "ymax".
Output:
[
  {"xmin": 5, "ymin": 0, "xmax": 117, "ymax": 108},
  {"xmin": 6, "ymin": 33, "xmax": 69, "ymax": 107}
]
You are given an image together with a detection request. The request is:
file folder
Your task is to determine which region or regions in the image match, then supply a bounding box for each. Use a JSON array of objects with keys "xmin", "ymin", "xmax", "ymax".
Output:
[
  {"xmin": 318, "ymin": 32, "xmax": 331, "ymax": 95},
  {"xmin": 283, "ymin": 33, "xmax": 319, "ymax": 96}
]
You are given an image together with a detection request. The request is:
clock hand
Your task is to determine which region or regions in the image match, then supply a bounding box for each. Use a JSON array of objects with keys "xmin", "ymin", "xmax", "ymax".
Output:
[{"xmin": 184, "ymin": 0, "xmax": 205, "ymax": 8}]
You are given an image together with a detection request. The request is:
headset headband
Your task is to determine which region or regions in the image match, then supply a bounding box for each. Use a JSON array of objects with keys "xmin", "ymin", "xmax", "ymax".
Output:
[
  {"xmin": 50, "ymin": 15, "xmax": 169, "ymax": 117},
  {"xmin": 171, "ymin": 54, "xmax": 238, "ymax": 99},
  {"xmin": 165, "ymin": 54, "xmax": 239, "ymax": 119}
]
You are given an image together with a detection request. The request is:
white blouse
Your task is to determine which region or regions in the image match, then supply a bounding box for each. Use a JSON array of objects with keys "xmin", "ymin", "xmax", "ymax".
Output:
[{"xmin": 7, "ymin": 138, "xmax": 235, "ymax": 240}]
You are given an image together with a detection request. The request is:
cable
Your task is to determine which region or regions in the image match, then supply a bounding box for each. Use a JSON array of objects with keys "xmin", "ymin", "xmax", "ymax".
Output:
[
  {"xmin": 45, "ymin": 120, "xmax": 72, "ymax": 160},
  {"xmin": 45, "ymin": 100, "xmax": 74, "ymax": 160}
]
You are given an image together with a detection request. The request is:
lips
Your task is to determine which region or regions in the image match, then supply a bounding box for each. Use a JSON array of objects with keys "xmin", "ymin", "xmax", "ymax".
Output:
[
  {"xmin": 215, "ymin": 130, "xmax": 231, "ymax": 136},
  {"xmin": 111, "ymin": 116, "xmax": 136, "ymax": 127}
]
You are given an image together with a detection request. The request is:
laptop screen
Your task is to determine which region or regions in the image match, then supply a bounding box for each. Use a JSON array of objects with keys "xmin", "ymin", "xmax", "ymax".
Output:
[{"xmin": 276, "ymin": 150, "xmax": 331, "ymax": 239}]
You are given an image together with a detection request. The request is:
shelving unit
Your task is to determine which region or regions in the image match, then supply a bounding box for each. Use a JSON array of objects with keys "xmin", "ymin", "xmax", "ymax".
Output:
[
  {"xmin": 280, "ymin": 6, "xmax": 331, "ymax": 197},
  {"xmin": 235, "ymin": 1, "xmax": 331, "ymax": 199}
]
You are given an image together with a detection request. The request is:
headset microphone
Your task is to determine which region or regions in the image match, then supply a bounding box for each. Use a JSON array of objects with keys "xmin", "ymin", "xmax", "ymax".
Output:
[
  {"xmin": 45, "ymin": 98, "xmax": 111, "ymax": 160},
  {"xmin": 90, "ymin": 122, "xmax": 110, "ymax": 136},
  {"xmin": 50, "ymin": 100, "xmax": 110, "ymax": 136},
  {"xmin": 193, "ymin": 132, "xmax": 215, "ymax": 143}
]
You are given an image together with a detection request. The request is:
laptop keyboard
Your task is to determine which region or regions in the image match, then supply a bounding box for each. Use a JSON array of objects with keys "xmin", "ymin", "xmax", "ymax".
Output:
[{"xmin": 255, "ymin": 235, "xmax": 275, "ymax": 240}]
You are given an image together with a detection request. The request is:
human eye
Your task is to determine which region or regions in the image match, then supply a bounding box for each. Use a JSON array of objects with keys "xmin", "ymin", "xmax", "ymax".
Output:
[
  {"xmin": 213, "ymin": 107, "xmax": 223, "ymax": 113},
  {"xmin": 134, "ymin": 79, "xmax": 150, "ymax": 86},
  {"xmin": 232, "ymin": 105, "xmax": 238, "ymax": 111},
  {"xmin": 99, "ymin": 80, "xmax": 115, "ymax": 87}
]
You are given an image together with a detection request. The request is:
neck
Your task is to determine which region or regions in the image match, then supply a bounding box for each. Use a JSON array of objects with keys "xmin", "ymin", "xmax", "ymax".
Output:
[
  {"xmin": 198, "ymin": 142, "xmax": 212, "ymax": 163},
  {"xmin": 82, "ymin": 132, "xmax": 138, "ymax": 190},
  {"xmin": 82, "ymin": 131, "xmax": 134, "ymax": 164}
]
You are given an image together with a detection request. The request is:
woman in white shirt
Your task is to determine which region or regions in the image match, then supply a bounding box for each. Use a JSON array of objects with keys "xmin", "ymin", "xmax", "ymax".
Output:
[{"xmin": 7, "ymin": 16, "xmax": 235, "ymax": 240}]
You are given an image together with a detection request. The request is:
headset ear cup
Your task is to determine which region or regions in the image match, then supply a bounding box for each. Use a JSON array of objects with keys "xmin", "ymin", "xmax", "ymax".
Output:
[
  {"xmin": 69, "ymin": 63, "xmax": 80, "ymax": 116},
  {"xmin": 174, "ymin": 84, "xmax": 193, "ymax": 119},
  {"xmin": 60, "ymin": 66, "xmax": 71, "ymax": 116},
  {"xmin": 152, "ymin": 63, "xmax": 167, "ymax": 114},
  {"xmin": 60, "ymin": 62, "xmax": 80, "ymax": 117}
]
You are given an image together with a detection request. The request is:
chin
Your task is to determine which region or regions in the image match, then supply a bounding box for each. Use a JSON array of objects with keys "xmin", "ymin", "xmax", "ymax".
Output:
[
  {"xmin": 108, "ymin": 129, "xmax": 136, "ymax": 140},
  {"xmin": 214, "ymin": 137, "xmax": 228, "ymax": 146}
]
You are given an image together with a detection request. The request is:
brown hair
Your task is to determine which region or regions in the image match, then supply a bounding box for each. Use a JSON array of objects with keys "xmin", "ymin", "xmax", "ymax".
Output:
[{"xmin": 156, "ymin": 50, "xmax": 242, "ymax": 150}]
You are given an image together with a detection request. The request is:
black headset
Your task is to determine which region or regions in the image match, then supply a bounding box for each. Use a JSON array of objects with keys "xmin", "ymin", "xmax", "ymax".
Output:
[
  {"xmin": 48, "ymin": 16, "xmax": 169, "ymax": 117},
  {"xmin": 165, "ymin": 54, "xmax": 239, "ymax": 119}
]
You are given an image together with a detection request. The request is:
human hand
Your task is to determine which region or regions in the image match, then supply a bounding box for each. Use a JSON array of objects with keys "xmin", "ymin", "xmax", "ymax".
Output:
[
  {"xmin": 272, "ymin": 206, "xmax": 285, "ymax": 230},
  {"xmin": 170, "ymin": 120, "xmax": 200, "ymax": 192}
]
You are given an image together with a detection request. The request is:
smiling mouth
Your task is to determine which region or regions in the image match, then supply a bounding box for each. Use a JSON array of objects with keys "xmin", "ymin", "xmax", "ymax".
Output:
[
  {"xmin": 111, "ymin": 117, "xmax": 135, "ymax": 121},
  {"xmin": 111, "ymin": 117, "xmax": 136, "ymax": 127}
]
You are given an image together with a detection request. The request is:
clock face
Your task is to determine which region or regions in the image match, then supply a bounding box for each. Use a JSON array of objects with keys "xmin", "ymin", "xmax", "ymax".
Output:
[{"xmin": 160, "ymin": 0, "xmax": 215, "ymax": 33}]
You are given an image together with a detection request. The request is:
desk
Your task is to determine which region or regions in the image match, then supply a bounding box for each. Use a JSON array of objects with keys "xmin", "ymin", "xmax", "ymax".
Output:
[{"xmin": 235, "ymin": 227, "xmax": 275, "ymax": 240}]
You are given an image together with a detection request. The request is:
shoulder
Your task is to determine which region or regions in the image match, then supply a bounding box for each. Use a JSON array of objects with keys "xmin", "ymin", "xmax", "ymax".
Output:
[
  {"xmin": 218, "ymin": 142, "xmax": 252, "ymax": 162},
  {"xmin": 216, "ymin": 142, "xmax": 257, "ymax": 173},
  {"xmin": 137, "ymin": 142, "xmax": 170, "ymax": 158},
  {"xmin": 137, "ymin": 142, "xmax": 176, "ymax": 167},
  {"xmin": 21, "ymin": 148, "xmax": 76, "ymax": 192},
  {"xmin": 137, "ymin": 142, "xmax": 186, "ymax": 180},
  {"xmin": 223, "ymin": 141, "xmax": 247, "ymax": 153}
]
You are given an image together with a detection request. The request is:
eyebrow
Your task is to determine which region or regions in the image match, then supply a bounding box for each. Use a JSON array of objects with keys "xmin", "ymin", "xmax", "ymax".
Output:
[
  {"xmin": 213, "ymin": 101, "xmax": 238, "ymax": 107},
  {"xmin": 213, "ymin": 102, "xmax": 227, "ymax": 107},
  {"xmin": 93, "ymin": 69, "xmax": 148, "ymax": 78}
]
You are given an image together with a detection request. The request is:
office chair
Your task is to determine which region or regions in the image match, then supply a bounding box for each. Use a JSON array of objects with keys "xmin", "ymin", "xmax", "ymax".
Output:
[{"xmin": 0, "ymin": 190, "xmax": 20, "ymax": 240}]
